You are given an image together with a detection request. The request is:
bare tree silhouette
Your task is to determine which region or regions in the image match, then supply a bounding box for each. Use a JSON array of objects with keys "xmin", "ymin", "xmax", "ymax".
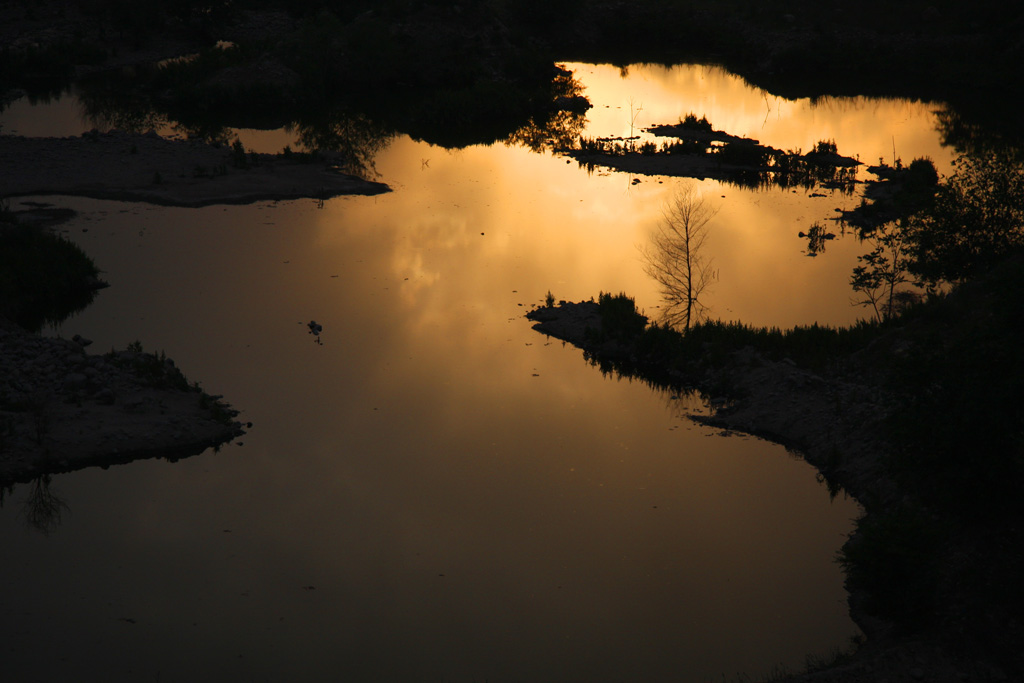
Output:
[
  {"xmin": 642, "ymin": 183, "xmax": 719, "ymax": 332},
  {"xmin": 851, "ymin": 219, "xmax": 913, "ymax": 322}
]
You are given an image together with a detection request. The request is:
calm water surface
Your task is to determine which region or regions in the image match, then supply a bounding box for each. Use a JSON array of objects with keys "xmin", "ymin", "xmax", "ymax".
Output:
[{"xmin": 0, "ymin": 64, "xmax": 954, "ymax": 682}]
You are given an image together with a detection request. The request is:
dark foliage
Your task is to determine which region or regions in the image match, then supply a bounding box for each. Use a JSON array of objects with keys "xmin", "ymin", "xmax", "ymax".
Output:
[
  {"xmin": 839, "ymin": 504, "xmax": 941, "ymax": 625},
  {"xmin": 907, "ymin": 151, "xmax": 1024, "ymax": 285},
  {"xmin": 0, "ymin": 221, "xmax": 102, "ymax": 332},
  {"xmin": 596, "ymin": 292, "xmax": 648, "ymax": 342},
  {"xmin": 884, "ymin": 256, "xmax": 1024, "ymax": 521}
]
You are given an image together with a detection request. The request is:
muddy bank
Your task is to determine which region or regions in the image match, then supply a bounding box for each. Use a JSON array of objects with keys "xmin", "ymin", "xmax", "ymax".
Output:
[
  {"xmin": 1, "ymin": 130, "xmax": 389, "ymax": 207},
  {"xmin": 526, "ymin": 301, "xmax": 1013, "ymax": 683},
  {"xmin": 0, "ymin": 316, "xmax": 244, "ymax": 486}
]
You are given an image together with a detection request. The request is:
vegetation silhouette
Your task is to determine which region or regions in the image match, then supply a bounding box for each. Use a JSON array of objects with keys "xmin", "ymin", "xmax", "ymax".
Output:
[
  {"xmin": 641, "ymin": 183, "xmax": 719, "ymax": 332},
  {"xmin": 798, "ymin": 221, "xmax": 838, "ymax": 257},
  {"xmin": 905, "ymin": 150, "xmax": 1024, "ymax": 285},
  {"xmin": 70, "ymin": 51, "xmax": 589, "ymax": 171},
  {"xmin": 546, "ymin": 135, "xmax": 1024, "ymax": 673},
  {"xmin": 571, "ymin": 127, "xmax": 860, "ymax": 194},
  {"xmin": 0, "ymin": 215, "xmax": 104, "ymax": 332},
  {"xmin": 850, "ymin": 220, "xmax": 915, "ymax": 323},
  {"xmin": 840, "ymin": 157, "xmax": 939, "ymax": 233},
  {"xmin": 287, "ymin": 111, "xmax": 396, "ymax": 179}
]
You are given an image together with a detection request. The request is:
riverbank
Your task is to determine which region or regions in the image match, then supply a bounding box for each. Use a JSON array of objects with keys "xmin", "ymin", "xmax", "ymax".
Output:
[
  {"xmin": 1, "ymin": 130, "xmax": 389, "ymax": 207},
  {"xmin": 1, "ymin": 211, "xmax": 245, "ymax": 487},
  {"xmin": 527, "ymin": 281, "xmax": 1024, "ymax": 681}
]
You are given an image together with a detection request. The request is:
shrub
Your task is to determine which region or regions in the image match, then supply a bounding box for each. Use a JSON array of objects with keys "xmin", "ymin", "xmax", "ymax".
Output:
[
  {"xmin": 0, "ymin": 222, "xmax": 101, "ymax": 331},
  {"xmin": 597, "ymin": 291, "xmax": 647, "ymax": 341},
  {"xmin": 907, "ymin": 151, "xmax": 1024, "ymax": 284}
]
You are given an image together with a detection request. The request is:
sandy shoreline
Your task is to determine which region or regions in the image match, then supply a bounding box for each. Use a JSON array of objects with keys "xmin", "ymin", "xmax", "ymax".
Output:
[{"xmin": 2, "ymin": 129, "xmax": 389, "ymax": 207}]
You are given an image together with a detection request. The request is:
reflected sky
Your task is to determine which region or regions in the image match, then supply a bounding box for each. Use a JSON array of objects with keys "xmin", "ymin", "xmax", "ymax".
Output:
[
  {"xmin": 1, "ymin": 194, "xmax": 858, "ymax": 682},
  {"xmin": 0, "ymin": 61, "xmax": 961, "ymax": 682},
  {"xmin": 0, "ymin": 63, "xmax": 955, "ymax": 327}
]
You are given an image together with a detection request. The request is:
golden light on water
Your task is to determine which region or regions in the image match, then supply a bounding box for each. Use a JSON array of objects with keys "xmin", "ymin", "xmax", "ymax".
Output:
[
  {"xmin": 302, "ymin": 63, "xmax": 954, "ymax": 333},
  {"xmin": 0, "ymin": 61, "xmax": 961, "ymax": 682},
  {"xmin": 577, "ymin": 63, "xmax": 953, "ymax": 173}
]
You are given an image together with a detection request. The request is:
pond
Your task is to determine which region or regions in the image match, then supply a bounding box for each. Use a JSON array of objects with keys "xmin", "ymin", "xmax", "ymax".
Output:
[{"xmin": 0, "ymin": 63, "xmax": 955, "ymax": 682}]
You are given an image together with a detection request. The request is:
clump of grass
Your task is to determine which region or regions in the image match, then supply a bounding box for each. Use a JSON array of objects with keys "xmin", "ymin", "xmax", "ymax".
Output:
[
  {"xmin": 596, "ymin": 291, "xmax": 647, "ymax": 341},
  {"xmin": 107, "ymin": 341, "xmax": 189, "ymax": 391},
  {"xmin": 811, "ymin": 138, "xmax": 838, "ymax": 155},
  {"xmin": 678, "ymin": 112, "xmax": 713, "ymax": 132}
]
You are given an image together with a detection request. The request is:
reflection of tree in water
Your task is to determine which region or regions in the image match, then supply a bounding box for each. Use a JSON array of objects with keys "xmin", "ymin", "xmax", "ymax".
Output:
[
  {"xmin": 507, "ymin": 109, "xmax": 588, "ymax": 153},
  {"xmin": 800, "ymin": 221, "xmax": 839, "ymax": 256},
  {"xmin": 935, "ymin": 107, "xmax": 1024, "ymax": 162},
  {"xmin": 288, "ymin": 111, "xmax": 395, "ymax": 179},
  {"xmin": 506, "ymin": 65, "xmax": 590, "ymax": 153},
  {"xmin": 20, "ymin": 474, "xmax": 70, "ymax": 536},
  {"xmin": 77, "ymin": 87, "xmax": 169, "ymax": 135},
  {"xmin": 77, "ymin": 77, "xmax": 237, "ymax": 144},
  {"xmin": 641, "ymin": 183, "xmax": 719, "ymax": 332},
  {"xmin": 719, "ymin": 142, "xmax": 860, "ymax": 194},
  {"xmin": 78, "ymin": 77, "xmax": 396, "ymax": 179}
]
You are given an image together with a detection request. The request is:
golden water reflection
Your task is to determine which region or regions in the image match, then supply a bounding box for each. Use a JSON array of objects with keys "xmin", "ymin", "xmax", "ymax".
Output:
[
  {"xmin": 313, "ymin": 62, "xmax": 956, "ymax": 331},
  {"xmin": 13, "ymin": 196, "xmax": 862, "ymax": 681},
  {"xmin": 0, "ymin": 62, "xmax": 960, "ymax": 681}
]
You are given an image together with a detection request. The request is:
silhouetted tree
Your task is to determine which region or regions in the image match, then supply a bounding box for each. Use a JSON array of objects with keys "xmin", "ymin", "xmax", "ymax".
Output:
[
  {"xmin": 642, "ymin": 183, "xmax": 718, "ymax": 332},
  {"xmin": 850, "ymin": 220, "xmax": 914, "ymax": 322},
  {"xmin": 907, "ymin": 150, "xmax": 1024, "ymax": 285}
]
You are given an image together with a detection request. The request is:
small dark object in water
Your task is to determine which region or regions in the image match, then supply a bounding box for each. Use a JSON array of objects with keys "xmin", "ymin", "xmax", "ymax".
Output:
[{"xmin": 308, "ymin": 320, "xmax": 323, "ymax": 335}]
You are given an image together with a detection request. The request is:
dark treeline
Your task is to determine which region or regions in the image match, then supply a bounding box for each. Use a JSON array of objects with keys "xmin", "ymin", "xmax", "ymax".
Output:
[{"xmin": 3, "ymin": 0, "xmax": 1023, "ymax": 148}]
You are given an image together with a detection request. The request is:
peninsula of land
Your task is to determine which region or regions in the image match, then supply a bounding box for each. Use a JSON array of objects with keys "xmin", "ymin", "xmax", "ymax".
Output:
[{"xmin": 1, "ymin": 130, "xmax": 389, "ymax": 207}]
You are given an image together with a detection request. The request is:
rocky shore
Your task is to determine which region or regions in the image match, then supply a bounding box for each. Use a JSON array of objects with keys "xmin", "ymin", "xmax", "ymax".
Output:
[{"xmin": 0, "ymin": 316, "xmax": 244, "ymax": 486}]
